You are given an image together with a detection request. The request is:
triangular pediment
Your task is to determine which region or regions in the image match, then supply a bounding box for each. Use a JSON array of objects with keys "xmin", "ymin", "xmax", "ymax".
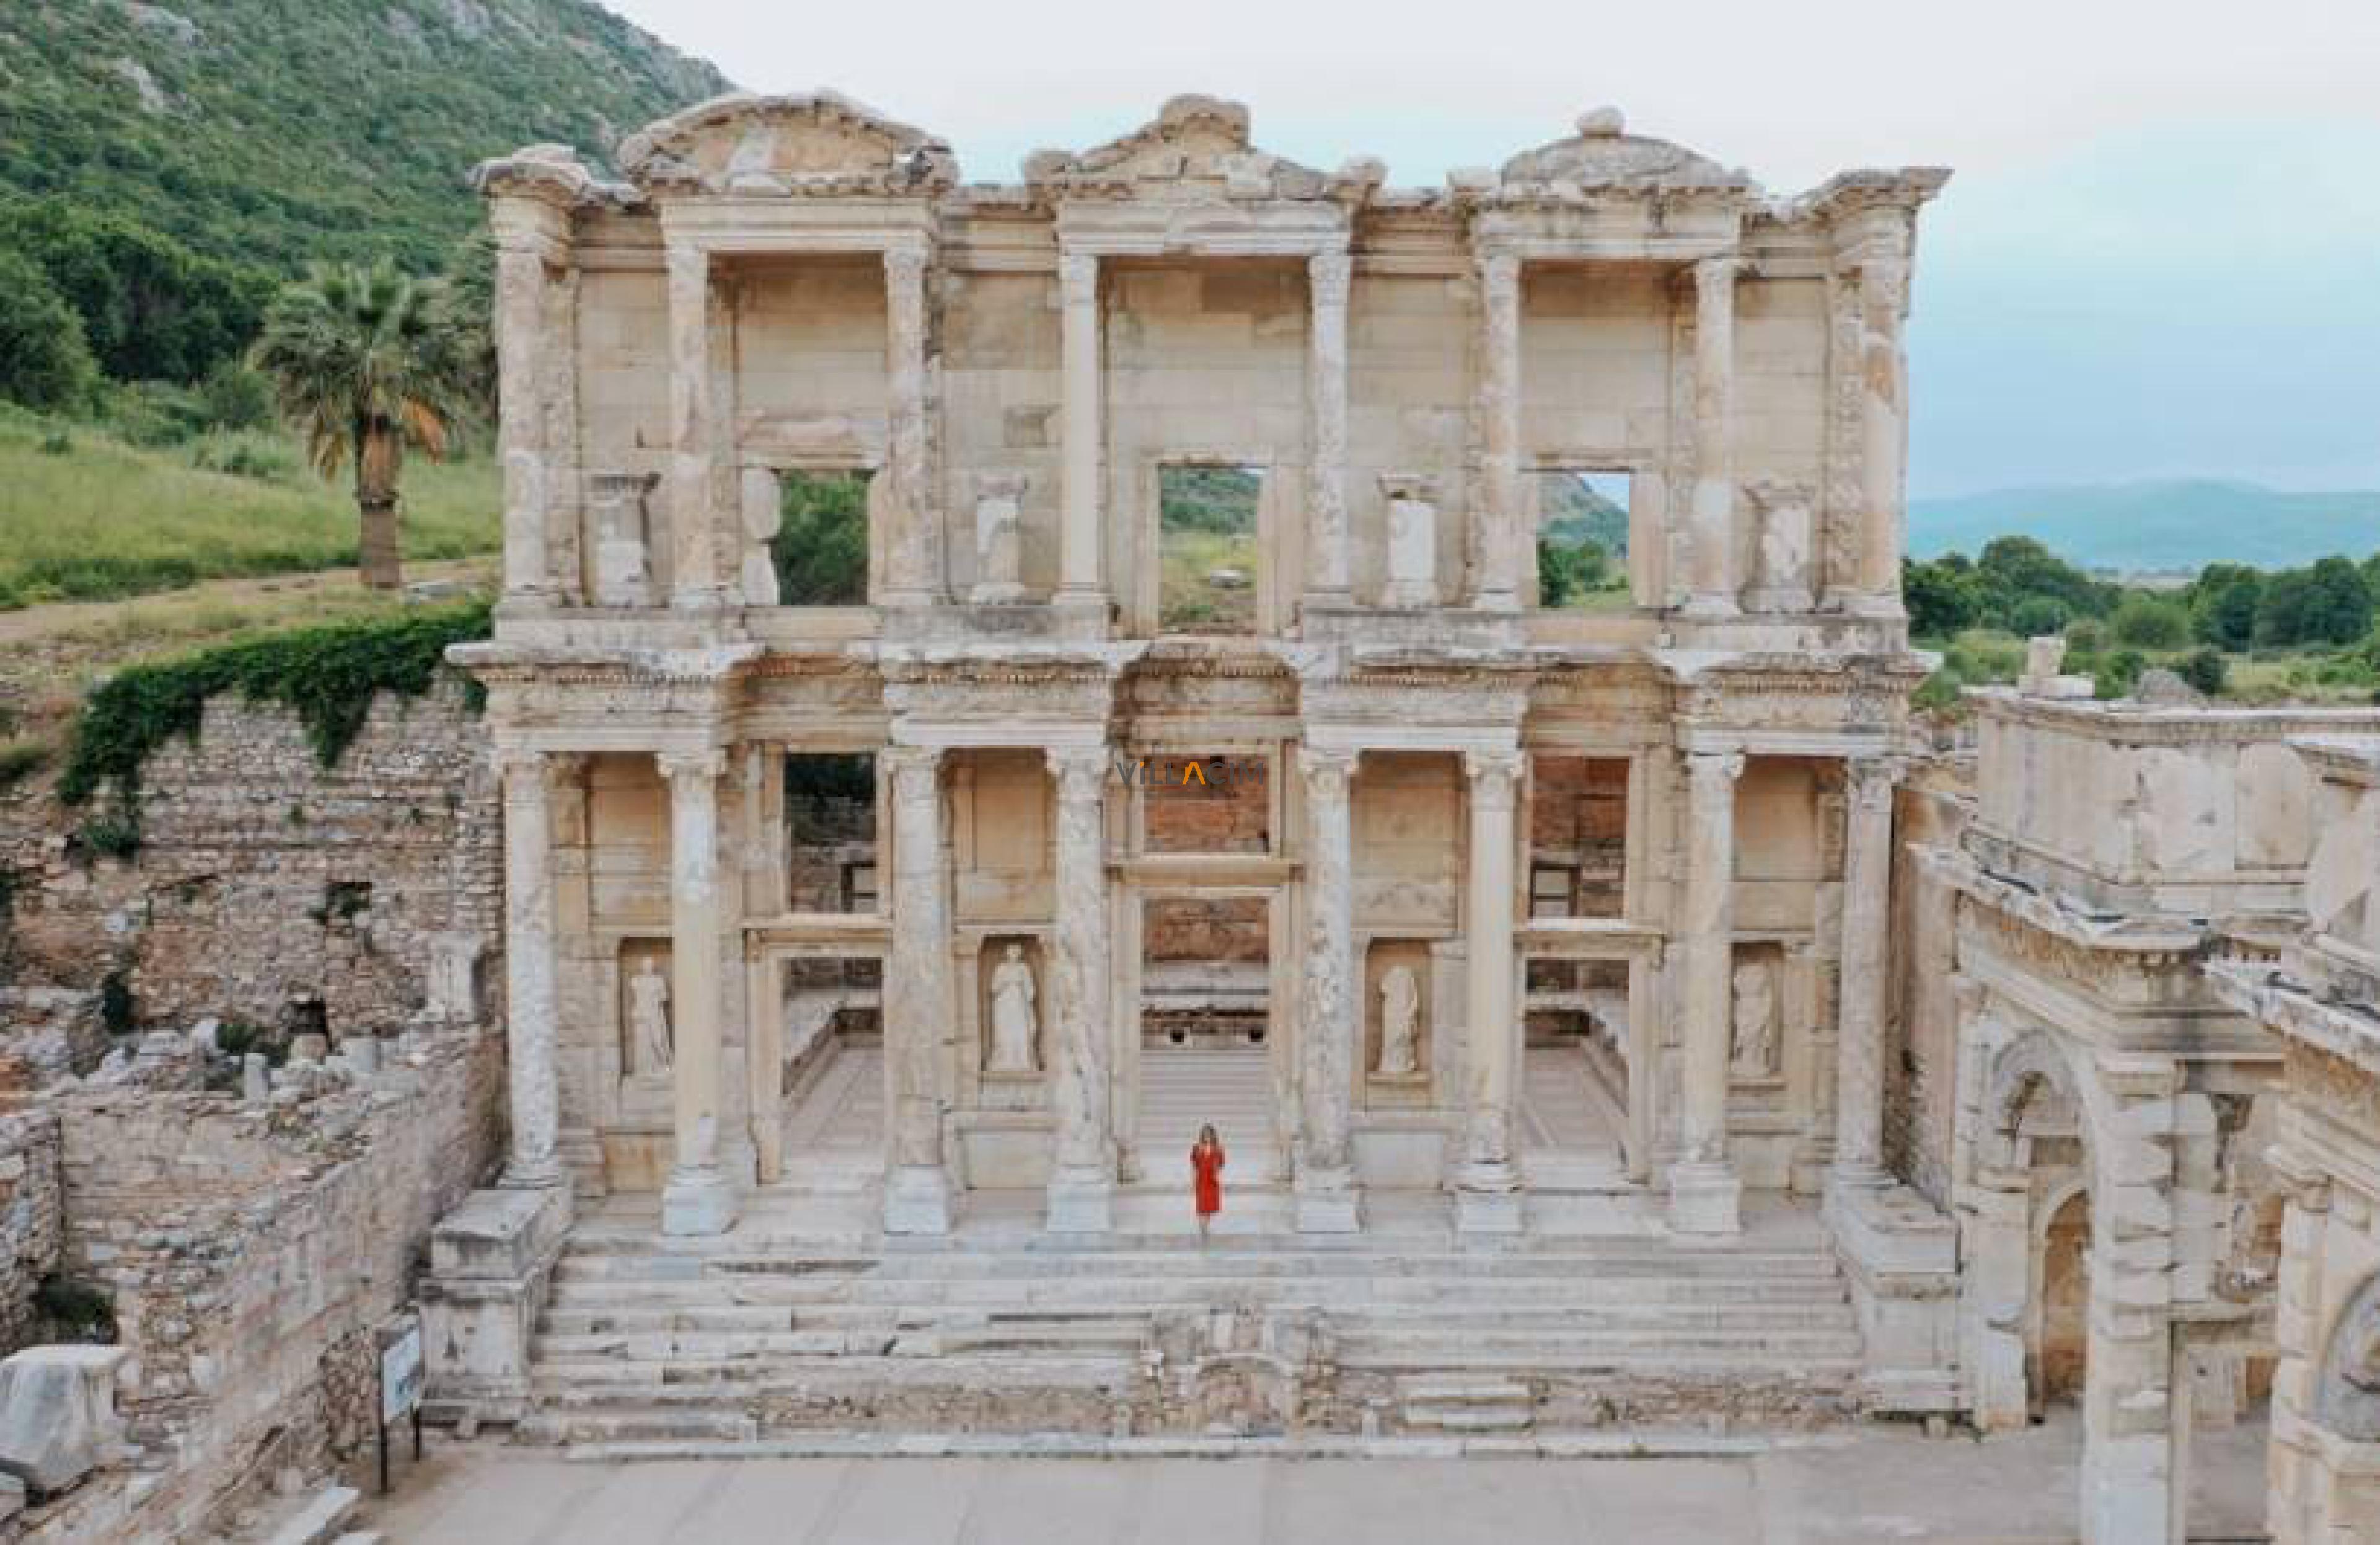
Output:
[
  {"xmin": 1496, "ymin": 107, "xmax": 1750, "ymax": 194},
  {"xmin": 1026, "ymin": 94, "xmax": 1370, "ymax": 202},
  {"xmin": 618, "ymin": 91, "xmax": 956, "ymax": 197}
]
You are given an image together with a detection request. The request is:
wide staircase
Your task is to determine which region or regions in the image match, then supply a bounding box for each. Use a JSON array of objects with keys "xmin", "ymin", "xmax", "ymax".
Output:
[{"xmin": 518, "ymin": 1218, "xmax": 1865, "ymax": 1452}]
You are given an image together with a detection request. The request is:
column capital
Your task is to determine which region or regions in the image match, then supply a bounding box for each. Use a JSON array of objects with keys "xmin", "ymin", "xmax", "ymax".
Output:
[
  {"xmin": 1685, "ymin": 746, "xmax": 1747, "ymax": 784},
  {"xmin": 656, "ymin": 746, "xmax": 726, "ymax": 786},
  {"xmin": 663, "ymin": 239, "xmax": 708, "ymax": 288},
  {"xmin": 883, "ymin": 245, "xmax": 929, "ymax": 286},
  {"xmin": 1475, "ymin": 249, "xmax": 1520, "ymax": 292},
  {"xmin": 1047, "ymin": 743, "xmax": 1109, "ymax": 800},
  {"xmin": 1693, "ymin": 253, "xmax": 1741, "ymax": 293},
  {"xmin": 1057, "ymin": 250, "xmax": 1099, "ymax": 306},
  {"xmin": 1297, "ymin": 744, "xmax": 1360, "ymax": 798},
  {"xmin": 1463, "ymin": 746, "xmax": 1526, "ymax": 803},
  {"xmin": 1307, "ymin": 250, "xmax": 1351, "ymax": 304},
  {"xmin": 1854, "ymin": 251, "xmax": 1911, "ymax": 315},
  {"xmin": 1845, "ymin": 753, "xmax": 1905, "ymax": 808},
  {"xmin": 881, "ymin": 743, "xmax": 943, "ymax": 786}
]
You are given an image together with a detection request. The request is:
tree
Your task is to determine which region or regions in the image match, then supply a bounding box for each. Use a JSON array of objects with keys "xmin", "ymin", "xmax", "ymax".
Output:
[
  {"xmin": 770, "ymin": 472, "xmax": 871, "ymax": 604},
  {"xmin": 250, "ymin": 261, "xmax": 477, "ymax": 589},
  {"xmin": 2189, "ymin": 563, "xmax": 2263, "ymax": 650},
  {"xmin": 0, "ymin": 247, "xmax": 99, "ymax": 412},
  {"xmin": 2257, "ymin": 557, "xmax": 2376, "ymax": 648},
  {"xmin": 0, "ymin": 198, "xmax": 268, "ymax": 384},
  {"xmin": 2110, "ymin": 593, "xmax": 2192, "ymax": 650},
  {"xmin": 1903, "ymin": 556, "xmax": 1980, "ymax": 638}
]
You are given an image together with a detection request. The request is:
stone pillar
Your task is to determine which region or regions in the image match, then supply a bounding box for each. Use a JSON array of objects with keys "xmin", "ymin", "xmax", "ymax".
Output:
[
  {"xmin": 1458, "ymin": 748, "xmax": 1525, "ymax": 1233},
  {"xmin": 1672, "ymin": 748, "xmax": 1743, "ymax": 1234},
  {"xmin": 881, "ymin": 246, "xmax": 937, "ymax": 607},
  {"xmin": 498, "ymin": 748, "xmax": 563, "ymax": 1189},
  {"xmin": 883, "ymin": 746, "xmax": 956, "ymax": 1233},
  {"xmin": 493, "ymin": 242, "xmax": 554, "ymax": 604},
  {"xmin": 1851, "ymin": 254, "xmax": 1910, "ymax": 614},
  {"xmin": 1830, "ymin": 756, "xmax": 1899, "ymax": 1189},
  {"xmin": 664, "ymin": 242, "xmax": 723, "ymax": 611},
  {"xmin": 1682, "ymin": 257, "xmax": 1739, "ymax": 618},
  {"xmin": 1305, "ymin": 251, "xmax": 1352, "ymax": 606},
  {"xmin": 658, "ymin": 748, "xmax": 736, "ymax": 1235},
  {"xmin": 1473, "ymin": 252, "xmax": 1523, "ymax": 611},
  {"xmin": 1056, "ymin": 251, "xmax": 1105, "ymax": 619},
  {"xmin": 1046, "ymin": 746, "xmax": 1114, "ymax": 1232},
  {"xmin": 1295, "ymin": 745, "xmax": 1360, "ymax": 1233}
]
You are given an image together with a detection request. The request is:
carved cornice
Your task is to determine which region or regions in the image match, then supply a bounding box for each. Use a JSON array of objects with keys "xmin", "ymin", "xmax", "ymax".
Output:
[{"xmin": 619, "ymin": 91, "xmax": 957, "ymax": 198}]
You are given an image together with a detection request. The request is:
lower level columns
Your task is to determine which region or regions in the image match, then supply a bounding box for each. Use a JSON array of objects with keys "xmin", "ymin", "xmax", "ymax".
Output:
[
  {"xmin": 1828, "ymin": 755, "xmax": 1900, "ymax": 1195},
  {"xmin": 1046, "ymin": 746, "xmax": 1115, "ymax": 1232},
  {"xmin": 1672, "ymin": 748, "xmax": 1744, "ymax": 1235},
  {"xmin": 1457, "ymin": 748, "xmax": 1525, "ymax": 1234},
  {"xmin": 883, "ymin": 746, "xmax": 956, "ymax": 1234},
  {"xmin": 1295, "ymin": 746, "xmax": 1361, "ymax": 1233},
  {"xmin": 497, "ymin": 748, "xmax": 566, "ymax": 1190},
  {"xmin": 659, "ymin": 748, "xmax": 738, "ymax": 1236}
]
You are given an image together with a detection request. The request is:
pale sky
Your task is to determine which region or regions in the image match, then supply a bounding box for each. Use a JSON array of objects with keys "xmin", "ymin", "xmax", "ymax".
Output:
[{"xmin": 603, "ymin": 0, "xmax": 2380, "ymax": 497}]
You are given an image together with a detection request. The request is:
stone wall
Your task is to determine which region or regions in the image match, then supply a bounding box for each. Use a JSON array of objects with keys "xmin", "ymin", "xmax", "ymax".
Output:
[
  {"xmin": 0, "ymin": 1106, "xmax": 63, "ymax": 1356},
  {"xmin": 1885, "ymin": 756, "xmax": 1973, "ymax": 1208},
  {"xmin": 0, "ymin": 680, "xmax": 500, "ymax": 1051}
]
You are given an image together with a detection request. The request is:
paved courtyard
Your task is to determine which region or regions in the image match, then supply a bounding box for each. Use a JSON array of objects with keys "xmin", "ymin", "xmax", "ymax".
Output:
[{"xmin": 358, "ymin": 1412, "xmax": 2269, "ymax": 1543}]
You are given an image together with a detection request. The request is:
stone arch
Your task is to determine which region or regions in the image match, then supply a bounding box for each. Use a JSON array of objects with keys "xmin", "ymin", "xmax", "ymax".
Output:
[{"xmin": 2314, "ymin": 1271, "xmax": 2380, "ymax": 1442}]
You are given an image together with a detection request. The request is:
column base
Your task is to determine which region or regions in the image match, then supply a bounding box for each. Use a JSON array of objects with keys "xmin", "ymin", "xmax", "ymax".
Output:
[
  {"xmin": 1667, "ymin": 1159, "xmax": 1742, "ymax": 1236},
  {"xmin": 1455, "ymin": 1159, "xmax": 1524, "ymax": 1235},
  {"xmin": 1294, "ymin": 1167, "xmax": 1362, "ymax": 1234},
  {"xmin": 421, "ymin": 1184, "xmax": 573, "ymax": 1423},
  {"xmin": 1050, "ymin": 590, "xmax": 1110, "ymax": 640},
  {"xmin": 661, "ymin": 1165, "xmax": 739, "ymax": 1237},
  {"xmin": 1046, "ymin": 1169, "xmax": 1114, "ymax": 1234},
  {"xmin": 1677, "ymin": 593, "xmax": 1740, "ymax": 621},
  {"xmin": 1835, "ymin": 591, "xmax": 1904, "ymax": 620},
  {"xmin": 884, "ymin": 1164, "xmax": 955, "ymax": 1236},
  {"xmin": 498, "ymin": 1155, "xmax": 566, "ymax": 1190}
]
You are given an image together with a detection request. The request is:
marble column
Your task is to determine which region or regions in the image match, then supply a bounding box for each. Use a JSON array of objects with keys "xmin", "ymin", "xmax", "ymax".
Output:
[
  {"xmin": 1295, "ymin": 745, "xmax": 1361, "ymax": 1233},
  {"xmin": 881, "ymin": 246, "xmax": 938, "ymax": 607},
  {"xmin": 1305, "ymin": 251, "xmax": 1352, "ymax": 606},
  {"xmin": 1473, "ymin": 252, "xmax": 1523, "ymax": 611},
  {"xmin": 1851, "ymin": 255, "xmax": 1911, "ymax": 614},
  {"xmin": 493, "ymin": 242, "xmax": 554, "ymax": 605},
  {"xmin": 883, "ymin": 746, "xmax": 956, "ymax": 1233},
  {"xmin": 1046, "ymin": 746, "xmax": 1115, "ymax": 1232},
  {"xmin": 659, "ymin": 748, "xmax": 736, "ymax": 1236},
  {"xmin": 498, "ymin": 748, "xmax": 563, "ymax": 1188},
  {"xmin": 1056, "ymin": 251, "xmax": 1105, "ymax": 618},
  {"xmin": 1681, "ymin": 257, "xmax": 1739, "ymax": 619},
  {"xmin": 664, "ymin": 242, "xmax": 724, "ymax": 611},
  {"xmin": 1672, "ymin": 748, "xmax": 1744, "ymax": 1234},
  {"xmin": 1458, "ymin": 748, "xmax": 1526, "ymax": 1233},
  {"xmin": 1830, "ymin": 756, "xmax": 1900, "ymax": 1189}
]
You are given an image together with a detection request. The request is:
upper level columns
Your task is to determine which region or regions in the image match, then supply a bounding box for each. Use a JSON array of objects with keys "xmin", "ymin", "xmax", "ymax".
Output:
[
  {"xmin": 1850, "ymin": 254, "xmax": 1911, "ymax": 614},
  {"xmin": 1305, "ymin": 252, "xmax": 1353, "ymax": 605},
  {"xmin": 664, "ymin": 242, "xmax": 726, "ymax": 611},
  {"xmin": 659, "ymin": 747, "xmax": 737, "ymax": 1236},
  {"xmin": 880, "ymin": 245, "xmax": 939, "ymax": 606},
  {"xmin": 493, "ymin": 237, "xmax": 558, "ymax": 604},
  {"xmin": 498, "ymin": 748, "xmax": 568, "ymax": 1188},
  {"xmin": 1057, "ymin": 252, "xmax": 1106, "ymax": 616},
  {"xmin": 1682, "ymin": 255, "xmax": 1739, "ymax": 618},
  {"xmin": 1673, "ymin": 747, "xmax": 1744, "ymax": 1234},
  {"xmin": 1046, "ymin": 746, "xmax": 1116, "ymax": 1233},
  {"xmin": 1457, "ymin": 748, "xmax": 1525, "ymax": 1234},
  {"xmin": 1473, "ymin": 252, "xmax": 1524, "ymax": 611},
  {"xmin": 883, "ymin": 745, "xmax": 957, "ymax": 1234},
  {"xmin": 1295, "ymin": 745, "xmax": 1361, "ymax": 1233},
  {"xmin": 1830, "ymin": 756, "xmax": 1900, "ymax": 1188}
]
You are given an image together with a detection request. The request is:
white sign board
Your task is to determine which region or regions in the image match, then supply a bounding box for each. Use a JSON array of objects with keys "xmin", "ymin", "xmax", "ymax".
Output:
[{"xmin": 380, "ymin": 1316, "xmax": 424, "ymax": 1426}]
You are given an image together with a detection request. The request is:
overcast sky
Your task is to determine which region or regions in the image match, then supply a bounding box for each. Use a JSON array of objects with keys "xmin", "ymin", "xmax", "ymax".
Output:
[{"xmin": 601, "ymin": 0, "xmax": 2380, "ymax": 497}]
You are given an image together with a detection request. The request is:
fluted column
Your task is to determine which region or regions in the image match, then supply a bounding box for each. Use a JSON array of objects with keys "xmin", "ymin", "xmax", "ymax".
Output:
[
  {"xmin": 883, "ymin": 746, "xmax": 956, "ymax": 1233},
  {"xmin": 1851, "ymin": 255, "xmax": 1911, "ymax": 614},
  {"xmin": 1672, "ymin": 748, "xmax": 1744, "ymax": 1234},
  {"xmin": 659, "ymin": 748, "xmax": 736, "ymax": 1235},
  {"xmin": 664, "ymin": 242, "xmax": 725, "ymax": 610},
  {"xmin": 881, "ymin": 246, "xmax": 938, "ymax": 607},
  {"xmin": 493, "ymin": 242, "xmax": 554, "ymax": 604},
  {"xmin": 1458, "ymin": 748, "xmax": 1525, "ymax": 1233},
  {"xmin": 1682, "ymin": 257, "xmax": 1739, "ymax": 619},
  {"xmin": 1046, "ymin": 746, "xmax": 1115, "ymax": 1232},
  {"xmin": 1056, "ymin": 252, "xmax": 1106, "ymax": 618},
  {"xmin": 1305, "ymin": 252, "xmax": 1352, "ymax": 606},
  {"xmin": 1473, "ymin": 252, "xmax": 1523, "ymax": 610},
  {"xmin": 1295, "ymin": 745, "xmax": 1361, "ymax": 1233},
  {"xmin": 1830, "ymin": 756, "xmax": 1900, "ymax": 1187},
  {"xmin": 498, "ymin": 748, "xmax": 563, "ymax": 1187}
]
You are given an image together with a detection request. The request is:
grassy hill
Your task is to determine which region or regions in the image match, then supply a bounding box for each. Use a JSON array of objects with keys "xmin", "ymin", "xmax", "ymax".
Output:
[
  {"xmin": 0, "ymin": 0, "xmax": 728, "ymax": 278},
  {"xmin": 1910, "ymin": 480, "xmax": 2380, "ymax": 572}
]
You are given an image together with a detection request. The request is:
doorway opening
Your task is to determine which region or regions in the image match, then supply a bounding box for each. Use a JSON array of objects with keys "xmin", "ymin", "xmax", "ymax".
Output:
[
  {"xmin": 1136, "ymin": 892, "xmax": 1281, "ymax": 1184},
  {"xmin": 770, "ymin": 469, "xmax": 873, "ymax": 606},
  {"xmin": 1158, "ymin": 464, "xmax": 1263, "ymax": 634},
  {"xmin": 1531, "ymin": 471, "xmax": 1633, "ymax": 614}
]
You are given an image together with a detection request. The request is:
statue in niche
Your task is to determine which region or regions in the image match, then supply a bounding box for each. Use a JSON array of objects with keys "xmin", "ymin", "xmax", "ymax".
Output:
[
  {"xmin": 1730, "ymin": 954, "xmax": 1777, "ymax": 1078},
  {"xmin": 987, "ymin": 944, "xmax": 1039, "ymax": 1073},
  {"xmin": 628, "ymin": 953, "xmax": 672, "ymax": 1074},
  {"xmin": 971, "ymin": 474, "xmax": 1028, "ymax": 603},
  {"xmin": 1377, "ymin": 963, "xmax": 1422, "ymax": 1077}
]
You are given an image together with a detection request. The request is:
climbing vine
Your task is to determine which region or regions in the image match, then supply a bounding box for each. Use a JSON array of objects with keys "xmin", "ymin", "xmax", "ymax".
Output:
[{"xmin": 59, "ymin": 600, "xmax": 491, "ymax": 808}]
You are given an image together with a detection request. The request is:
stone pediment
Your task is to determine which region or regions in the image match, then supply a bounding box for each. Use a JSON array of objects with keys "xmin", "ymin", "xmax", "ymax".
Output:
[
  {"xmin": 1024, "ymin": 94, "xmax": 1380, "ymax": 203},
  {"xmin": 1492, "ymin": 107, "xmax": 1751, "ymax": 195},
  {"xmin": 617, "ymin": 91, "xmax": 957, "ymax": 197}
]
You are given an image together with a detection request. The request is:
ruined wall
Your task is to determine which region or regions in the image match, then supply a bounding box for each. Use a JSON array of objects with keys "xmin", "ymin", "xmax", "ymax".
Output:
[
  {"xmin": 1886, "ymin": 756, "xmax": 1975, "ymax": 1208},
  {"xmin": 0, "ymin": 681, "xmax": 500, "ymax": 1049},
  {"xmin": 0, "ymin": 1105, "xmax": 63, "ymax": 1355}
]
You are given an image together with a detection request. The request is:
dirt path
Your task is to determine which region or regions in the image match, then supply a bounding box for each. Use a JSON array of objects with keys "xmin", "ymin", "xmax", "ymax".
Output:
[{"xmin": 0, "ymin": 557, "xmax": 494, "ymax": 648}]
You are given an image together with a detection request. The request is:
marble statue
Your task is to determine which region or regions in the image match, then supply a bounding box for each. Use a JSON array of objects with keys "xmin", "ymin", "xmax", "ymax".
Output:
[
  {"xmin": 987, "ymin": 943, "xmax": 1039, "ymax": 1073},
  {"xmin": 1729, "ymin": 954, "xmax": 1776, "ymax": 1078},
  {"xmin": 1377, "ymin": 963, "xmax": 1421, "ymax": 1076},
  {"xmin": 628, "ymin": 953, "xmax": 672, "ymax": 1073}
]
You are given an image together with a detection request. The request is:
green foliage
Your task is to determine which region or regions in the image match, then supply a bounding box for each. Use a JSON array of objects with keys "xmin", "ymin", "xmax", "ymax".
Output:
[
  {"xmin": 2188, "ymin": 563, "xmax": 2263, "ymax": 650},
  {"xmin": 1904, "ymin": 553, "xmax": 1979, "ymax": 638},
  {"xmin": 1538, "ymin": 474, "xmax": 1630, "ymax": 558},
  {"xmin": 197, "ymin": 360, "xmax": 275, "ymax": 431},
  {"xmin": 187, "ymin": 430, "xmax": 299, "ymax": 482},
  {"xmin": 2095, "ymin": 648, "xmax": 2147, "ymax": 700},
  {"xmin": 1536, "ymin": 537, "xmax": 1612, "ymax": 609},
  {"xmin": 73, "ymin": 801, "xmax": 143, "ymax": 863},
  {"xmin": 0, "ymin": 736, "xmax": 52, "ymax": 789},
  {"xmin": 1158, "ymin": 466, "xmax": 1262, "ymax": 536},
  {"xmin": 2178, "ymin": 647, "xmax": 2228, "ymax": 697},
  {"xmin": 770, "ymin": 472, "xmax": 871, "ymax": 605},
  {"xmin": 1905, "ymin": 539, "xmax": 2115, "ymax": 642},
  {"xmin": 59, "ymin": 600, "xmax": 492, "ymax": 808},
  {"xmin": 32, "ymin": 1276, "xmax": 116, "ymax": 1345},
  {"xmin": 2110, "ymin": 593, "xmax": 2193, "ymax": 650},
  {"xmin": 2255, "ymin": 556, "xmax": 2374, "ymax": 647},
  {"xmin": 214, "ymin": 1019, "xmax": 287, "ymax": 1066},
  {"xmin": 0, "ymin": 197, "xmax": 268, "ymax": 384},
  {"xmin": 0, "ymin": 246, "xmax": 100, "ymax": 412},
  {"xmin": 2009, "ymin": 596, "xmax": 2071, "ymax": 637}
]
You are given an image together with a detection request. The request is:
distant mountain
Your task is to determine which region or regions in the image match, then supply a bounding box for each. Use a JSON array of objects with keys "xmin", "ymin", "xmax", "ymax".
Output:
[
  {"xmin": 1541, "ymin": 476, "xmax": 1629, "ymax": 556},
  {"xmin": 1910, "ymin": 480, "xmax": 2380, "ymax": 572},
  {"xmin": 0, "ymin": 0, "xmax": 730, "ymax": 277}
]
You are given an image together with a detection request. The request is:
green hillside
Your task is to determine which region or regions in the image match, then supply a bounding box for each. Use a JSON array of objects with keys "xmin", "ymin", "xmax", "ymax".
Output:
[
  {"xmin": 0, "ymin": 0, "xmax": 728, "ymax": 278},
  {"xmin": 1910, "ymin": 480, "xmax": 2380, "ymax": 572}
]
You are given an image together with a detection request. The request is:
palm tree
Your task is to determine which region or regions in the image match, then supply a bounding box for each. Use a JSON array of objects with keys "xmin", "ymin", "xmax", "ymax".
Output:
[{"xmin": 250, "ymin": 260, "xmax": 476, "ymax": 590}]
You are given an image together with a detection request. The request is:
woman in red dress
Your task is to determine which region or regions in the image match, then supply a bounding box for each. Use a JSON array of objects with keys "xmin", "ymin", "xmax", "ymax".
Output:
[{"xmin": 1191, "ymin": 1123, "xmax": 1225, "ymax": 1242}]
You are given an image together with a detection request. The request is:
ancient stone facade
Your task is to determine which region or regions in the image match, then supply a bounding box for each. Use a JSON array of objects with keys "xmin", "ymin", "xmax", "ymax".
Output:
[{"xmin": 0, "ymin": 1110, "xmax": 62, "ymax": 1358}]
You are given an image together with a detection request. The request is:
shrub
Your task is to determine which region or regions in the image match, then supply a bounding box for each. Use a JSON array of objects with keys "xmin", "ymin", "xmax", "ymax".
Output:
[
  {"xmin": 0, "ymin": 735, "xmax": 50, "ymax": 788},
  {"xmin": 2178, "ymin": 647, "xmax": 2228, "ymax": 697},
  {"xmin": 197, "ymin": 361, "xmax": 275, "ymax": 432},
  {"xmin": 2110, "ymin": 593, "xmax": 2193, "ymax": 650},
  {"xmin": 2009, "ymin": 596, "xmax": 2071, "ymax": 637},
  {"xmin": 188, "ymin": 430, "xmax": 299, "ymax": 482},
  {"xmin": 33, "ymin": 1277, "xmax": 117, "ymax": 1344},
  {"xmin": 0, "ymin": 248, "xmax": 100, "ymax": 413},
  {"xmin": 2095, "ymin": 648, "xmax": 2147, "ymax": 699}
]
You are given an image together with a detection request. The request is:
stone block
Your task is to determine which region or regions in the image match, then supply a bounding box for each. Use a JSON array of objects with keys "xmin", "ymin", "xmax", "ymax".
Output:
[
  {"xmin": 0, "ymin": 1344, "xmax": 134, "ymax": 1494},
  {"xmin": 421, "ymin": 1185, "xmax": 571, "ymax": 1423}
]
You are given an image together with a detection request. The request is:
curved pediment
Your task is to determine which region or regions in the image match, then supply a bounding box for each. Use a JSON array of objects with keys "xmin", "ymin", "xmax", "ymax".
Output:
[
  {"xmin": 1496, "ymin": 107, "xmax": 1750, "ymax": 194},
  {"xmin": 617, "ymin": 91, "xmax": 958, "ymax": 197},
  {"xmin": 1025, "ymin": 94, "xmax": 1380, "ymax": 203}
]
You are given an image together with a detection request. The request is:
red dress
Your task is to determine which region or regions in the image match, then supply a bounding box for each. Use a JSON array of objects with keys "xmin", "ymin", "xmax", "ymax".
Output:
[{"xmin": 1191, "ymin": 1141, "xmax": 1225, "ymax": 1218}]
